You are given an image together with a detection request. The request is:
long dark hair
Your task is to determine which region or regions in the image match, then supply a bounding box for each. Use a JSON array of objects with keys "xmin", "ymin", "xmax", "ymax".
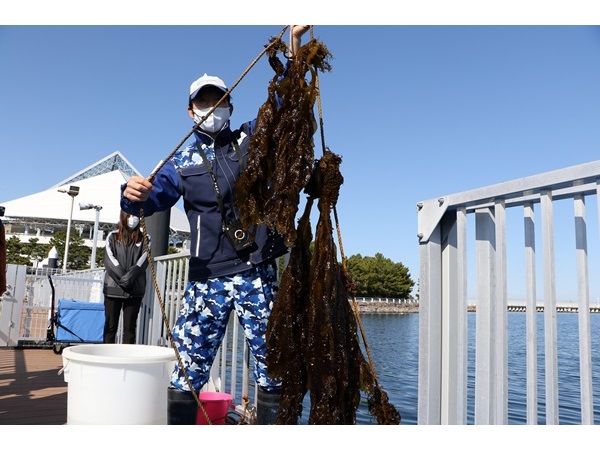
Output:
[{"xmin": 117, "ymin": 210, "xmax": 143, "ymax": 245}]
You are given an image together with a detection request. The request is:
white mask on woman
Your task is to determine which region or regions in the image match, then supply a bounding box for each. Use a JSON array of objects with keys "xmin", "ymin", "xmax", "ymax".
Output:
[
  {"xmin": 193, "ymin": 106, "xmax": 231, "ymax": 133},
  {"xmin": 127, "ymin": 216, "xmax": 140, "ymax": 229}
]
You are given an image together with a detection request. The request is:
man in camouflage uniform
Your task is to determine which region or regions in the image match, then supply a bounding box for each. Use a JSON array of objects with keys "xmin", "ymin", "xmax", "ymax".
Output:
[{"xmin": 121, "ymin": 25, "xmax": 310, "ymax": 425}]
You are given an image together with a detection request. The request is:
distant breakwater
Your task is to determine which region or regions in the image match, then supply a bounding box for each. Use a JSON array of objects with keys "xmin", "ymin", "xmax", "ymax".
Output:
[{"xmin": 351, "ymin": 298, "xmax": 419, "ymax": 314}]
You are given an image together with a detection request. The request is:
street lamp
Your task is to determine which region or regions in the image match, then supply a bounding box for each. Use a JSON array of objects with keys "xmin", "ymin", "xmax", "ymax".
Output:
[
  {"xmin": 79, "ymin": 203, "xmax": 102, "ymax": 269},
  {"xmin": 57, "ymin": 185, "xmax": 79, "ymax": 272}
]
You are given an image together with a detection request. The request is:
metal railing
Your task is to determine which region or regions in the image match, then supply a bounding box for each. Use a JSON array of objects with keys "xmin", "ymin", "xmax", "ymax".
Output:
[
  {"xmin": 417, "ymin": 159, "xmax": 600, "ymax": 424},
  {"xmin": 0, "ymin": 267, "xmax": 105, "ymax": 346}
]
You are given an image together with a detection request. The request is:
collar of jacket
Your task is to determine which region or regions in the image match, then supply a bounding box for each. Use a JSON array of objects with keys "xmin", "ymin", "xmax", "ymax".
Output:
[{"xmin": 193, "ymin": 126, "xmax": 235, "ymax": 148}]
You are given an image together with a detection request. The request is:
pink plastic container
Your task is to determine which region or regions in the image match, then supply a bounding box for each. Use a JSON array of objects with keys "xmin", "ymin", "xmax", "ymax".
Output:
[{"xmin": 196, "ymin": 392, "xmax": 233, "ymax": 425}]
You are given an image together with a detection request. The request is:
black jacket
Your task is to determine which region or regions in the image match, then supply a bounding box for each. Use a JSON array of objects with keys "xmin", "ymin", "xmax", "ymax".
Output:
[{"xmin": 103, "ymin": 230, "xmax": 150, "ymax": 299}]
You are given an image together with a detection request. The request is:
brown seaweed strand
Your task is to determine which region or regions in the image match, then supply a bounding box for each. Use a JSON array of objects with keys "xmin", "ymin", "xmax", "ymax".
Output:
[
  {"xmin": 304, "ymin": 151, "xmax": 361, "ymax": 424},
  {"xmin": 269, "ymin": 39, "xmax": 331, "ymax": 244},
  {"xmin": 265, "ymin": 197, "xmax": 314, "ymax": 424},
  {"xmin": 236, "ymin": 38, "xmax": 288, "ymax": 229},
  {"xmin": 266, "ymin": 46, "xmax": 317, "ymax": 245},
  {"xmin": 237, "ymin": 38, "xmax": 332, "ymax": 247}
]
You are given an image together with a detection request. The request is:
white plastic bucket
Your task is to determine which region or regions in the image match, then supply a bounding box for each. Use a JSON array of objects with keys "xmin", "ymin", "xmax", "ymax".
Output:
[{"xmin": 61, "ymin": 344, "xmax": 176, "ymax": 425}]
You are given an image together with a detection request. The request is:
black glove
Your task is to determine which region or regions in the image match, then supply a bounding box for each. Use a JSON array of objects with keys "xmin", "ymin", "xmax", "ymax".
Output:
[{"xmin": 118, "ymin": 265, "xmax": 145, "ymax": 292}]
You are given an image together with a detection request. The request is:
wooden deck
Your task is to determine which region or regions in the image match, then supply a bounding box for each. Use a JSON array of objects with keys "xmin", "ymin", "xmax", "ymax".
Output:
[{"xmin": 0, "ymin": 347, "xmax": 67, "ymax": 425}]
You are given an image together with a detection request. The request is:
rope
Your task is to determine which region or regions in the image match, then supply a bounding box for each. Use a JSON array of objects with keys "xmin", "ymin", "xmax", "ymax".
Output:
[
  {"xmin": 238, "ymin": 342, "xmax": 256, "ymax": 424},
  {"xmin": 334, "ymin": 208, "xmax": 379, "ymax": 388}
]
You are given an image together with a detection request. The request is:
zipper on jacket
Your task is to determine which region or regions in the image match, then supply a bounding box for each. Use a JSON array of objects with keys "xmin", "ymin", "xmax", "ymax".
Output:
[{"xmin": 195, "ymin": 214, "xmax": 201, "ymax": 256}]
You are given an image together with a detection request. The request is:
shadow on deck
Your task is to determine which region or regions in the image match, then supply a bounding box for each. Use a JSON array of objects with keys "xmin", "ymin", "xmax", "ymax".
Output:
[{"xmin": 0, "ymin": 348, "xmax": 67, "ymax": 425}]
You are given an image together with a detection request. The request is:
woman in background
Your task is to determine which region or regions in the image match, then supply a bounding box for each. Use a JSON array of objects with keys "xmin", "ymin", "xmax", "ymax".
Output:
[{"xmin": 102, "ymin": 210, "xmax": 150, "ymax": 344}]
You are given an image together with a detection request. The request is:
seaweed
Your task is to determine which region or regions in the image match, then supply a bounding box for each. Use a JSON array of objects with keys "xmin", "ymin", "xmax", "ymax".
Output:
[
  {"xmin": 236, "ymin": 37, "xmax": 332, "ymax": 246},
  {"xmin": 241, "ymin": 33, "xmax": 400, "ymax": 425},
  {"xmin": 303, "ymin": 151, "xmax": 361, "ymax": 424},
  {"xmin": 265, "ymin": 195, "xmax": 313, "ymax": 423}
]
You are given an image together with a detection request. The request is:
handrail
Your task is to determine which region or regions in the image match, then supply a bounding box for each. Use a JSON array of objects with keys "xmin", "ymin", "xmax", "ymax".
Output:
[
  {"xmin": 417, "ymin": 159, "xmax": 600, "ymax": 243},
  {"xmin": 417, "ymin": 159, "xmax": 600, "ymax": 424}
]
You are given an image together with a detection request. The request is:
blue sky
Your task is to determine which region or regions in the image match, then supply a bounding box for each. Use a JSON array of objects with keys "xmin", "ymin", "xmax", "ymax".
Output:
[{"xmin": 2, "ymin": 6, "xmax": 600, "ymax": 302}]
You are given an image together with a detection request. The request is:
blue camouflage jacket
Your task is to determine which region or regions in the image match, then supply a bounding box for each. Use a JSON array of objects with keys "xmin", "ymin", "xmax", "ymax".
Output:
[{"xmin": 120, "ymin": 123, "xmax": 288, "ymax": 281}]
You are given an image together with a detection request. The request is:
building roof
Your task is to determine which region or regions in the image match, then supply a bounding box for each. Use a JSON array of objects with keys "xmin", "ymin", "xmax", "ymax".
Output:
[{"xmin": 0, "ymin": 151, "xmax": 190, "ymax": 236}]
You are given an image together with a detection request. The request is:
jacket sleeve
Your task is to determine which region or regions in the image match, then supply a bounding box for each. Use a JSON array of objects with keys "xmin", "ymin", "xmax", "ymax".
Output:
[
  {"xmin": 103, "ymin": 232, "xmax": 126, "ymax": 283},
  {"xmin": 121, "ymin": 160, "xmax": 181, "ymax": 217}
]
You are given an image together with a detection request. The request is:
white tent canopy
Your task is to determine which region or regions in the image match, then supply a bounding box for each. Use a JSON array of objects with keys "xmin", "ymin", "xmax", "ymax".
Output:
[{"xmin": 0, "ymin": 151, "xmax": 189, "ymax": 237}]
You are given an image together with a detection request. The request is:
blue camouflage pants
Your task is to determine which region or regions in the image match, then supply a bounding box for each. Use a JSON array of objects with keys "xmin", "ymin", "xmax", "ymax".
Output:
[{"xmin": 170, "ymin": 261, "xmax": 281, "ymax": 394}]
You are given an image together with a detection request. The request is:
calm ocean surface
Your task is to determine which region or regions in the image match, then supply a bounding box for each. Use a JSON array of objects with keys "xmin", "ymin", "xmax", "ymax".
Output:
[{"xmin": 346, "ymin": 312, "xmax": 600, "ymax": 425}]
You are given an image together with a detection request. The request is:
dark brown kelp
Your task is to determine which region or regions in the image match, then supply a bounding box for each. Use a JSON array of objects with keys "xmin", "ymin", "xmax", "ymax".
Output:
[
  {"xmin": 265, "ymin": 196, "xmax": 313, "ymax": 424},
  {"xmin": 267, "ymin": 150, "xmax": 400, "ymax": 424},
  {"xmin": 235, "ymin": 37, "xmax": 287, "ymax": 232},
  {"xmin": 303, "ymin": 151, "xmax": 361, "ymax": 424},
  {"xmin": 236, "ymin": 37, "xmax": 332, "ymax": 246},
  {"xmin": 242, "ymin": 33, "xmax": 400, "ymax": 424}
]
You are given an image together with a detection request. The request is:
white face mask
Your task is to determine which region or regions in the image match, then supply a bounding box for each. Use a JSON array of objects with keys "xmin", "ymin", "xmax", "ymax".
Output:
[
  {"xmin": 127, "ymin": 216, "xmax": 140, "ymax": 229},
  {"xmin": 193, "ymin": 106, "xmax": 231, "ymax": 133}
]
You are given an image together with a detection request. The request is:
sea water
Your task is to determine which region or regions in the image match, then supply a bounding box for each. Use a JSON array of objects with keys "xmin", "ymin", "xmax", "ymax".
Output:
[{"xmin": 351, "ymin": 312, "xmax": 600, "ymax": 425}]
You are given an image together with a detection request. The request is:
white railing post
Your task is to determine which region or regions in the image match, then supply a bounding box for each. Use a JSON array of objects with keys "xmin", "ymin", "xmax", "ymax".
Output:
[
  {"xmin": 574, "ymin": 191, "xmax": 594, "ymax": 424},
  {"xmin": 474, "ymin": 207, "xmax": 496, "ymax": 424},
  {"xmin": 0, "ymin": 265, "xmax": 27, "ymax": 346},
  {"xmin": 441, "ymin": 206, "xmax": 468, "ymax": 424},
  {"xmin": 417, "ymin": 225, "xmax": 442, "ymax": 425},
  {"xmin": 541, "ymin": 189, "xmax": 559, "ymax": 424},
  {"xmin": 524, "ymin": 202, "xmax": 539, "ymax": 425},
  {"xmin": 494, "ymin": 199, "xmax": 508, "ymax": 424}
]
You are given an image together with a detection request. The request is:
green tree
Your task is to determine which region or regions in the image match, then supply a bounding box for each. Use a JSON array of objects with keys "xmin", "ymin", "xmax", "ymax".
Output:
[
  {"xmin": 22, "ymin": 237, "xmax": 50, "ymax": 265},
  {"xmin": 6, "ymin": 236, "xmax": 30, "ymax": 265},
  {"xmin": 95, "ymin": 247, "xmax": 105, "ymax": 268},
  {"xmin": 49, "ymin": 230, "xmax": 91, "ymax": 271},
  {"xmin": 346, "ymin": 252, "xmax": 414, "ymax": 299},
  {"xmin": 167, "ymin": 246, "xmax": 180, "ymax": 255}
]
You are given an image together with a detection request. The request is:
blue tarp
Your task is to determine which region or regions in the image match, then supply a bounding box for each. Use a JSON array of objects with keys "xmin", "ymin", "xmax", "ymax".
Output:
[{"xmin": 55, "ymin": 299, "xmax": 104, "ymax": 343}]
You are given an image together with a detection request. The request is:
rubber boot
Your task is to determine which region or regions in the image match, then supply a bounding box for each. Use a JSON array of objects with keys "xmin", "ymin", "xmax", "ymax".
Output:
[
  {"xmin": 167, "ymin": 388, "xmax": 198, "ymax": 425},
  {"xmin": 256, "ymin": 387, "xmax": 281, "ymax": 425}
]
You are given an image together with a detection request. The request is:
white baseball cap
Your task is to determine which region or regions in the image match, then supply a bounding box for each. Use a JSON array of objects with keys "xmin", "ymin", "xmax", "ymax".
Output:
[{"xmin": 189, "ymin": 73, "xmax": 228, "ymax": 100}]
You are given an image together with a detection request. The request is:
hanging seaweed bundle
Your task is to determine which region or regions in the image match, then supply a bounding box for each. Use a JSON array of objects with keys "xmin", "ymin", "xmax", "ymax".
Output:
[
  {"xmin": 242, "ymin": 31, "xmax": 400, "ymax": 424},
  {"xmin": 267, "ymin": 150, "xmax": 401, "ymax": 424},
  {"xmin": 235, "ymin": 37, "xmax": 288, "ymax": 232},
  {"xmin": 236, "ymin": 36, "xmax": 332, "ymax": 246},
  {"xmin": 265, "ymin": 195, "xmax": 313, "ymax": 423},
  {"xmin": 303, "ymin": 150, "xmax": 361, "ymax": 424}
]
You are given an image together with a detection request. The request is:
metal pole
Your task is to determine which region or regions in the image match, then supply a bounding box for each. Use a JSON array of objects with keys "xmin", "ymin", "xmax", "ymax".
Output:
[
  {"xmin": 63, "ymin": 195, "xmax": 75, "ymax": 273},
  {"xmin": 91, "ymin": 206, "xmax": 101, "ymax": 269}
]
